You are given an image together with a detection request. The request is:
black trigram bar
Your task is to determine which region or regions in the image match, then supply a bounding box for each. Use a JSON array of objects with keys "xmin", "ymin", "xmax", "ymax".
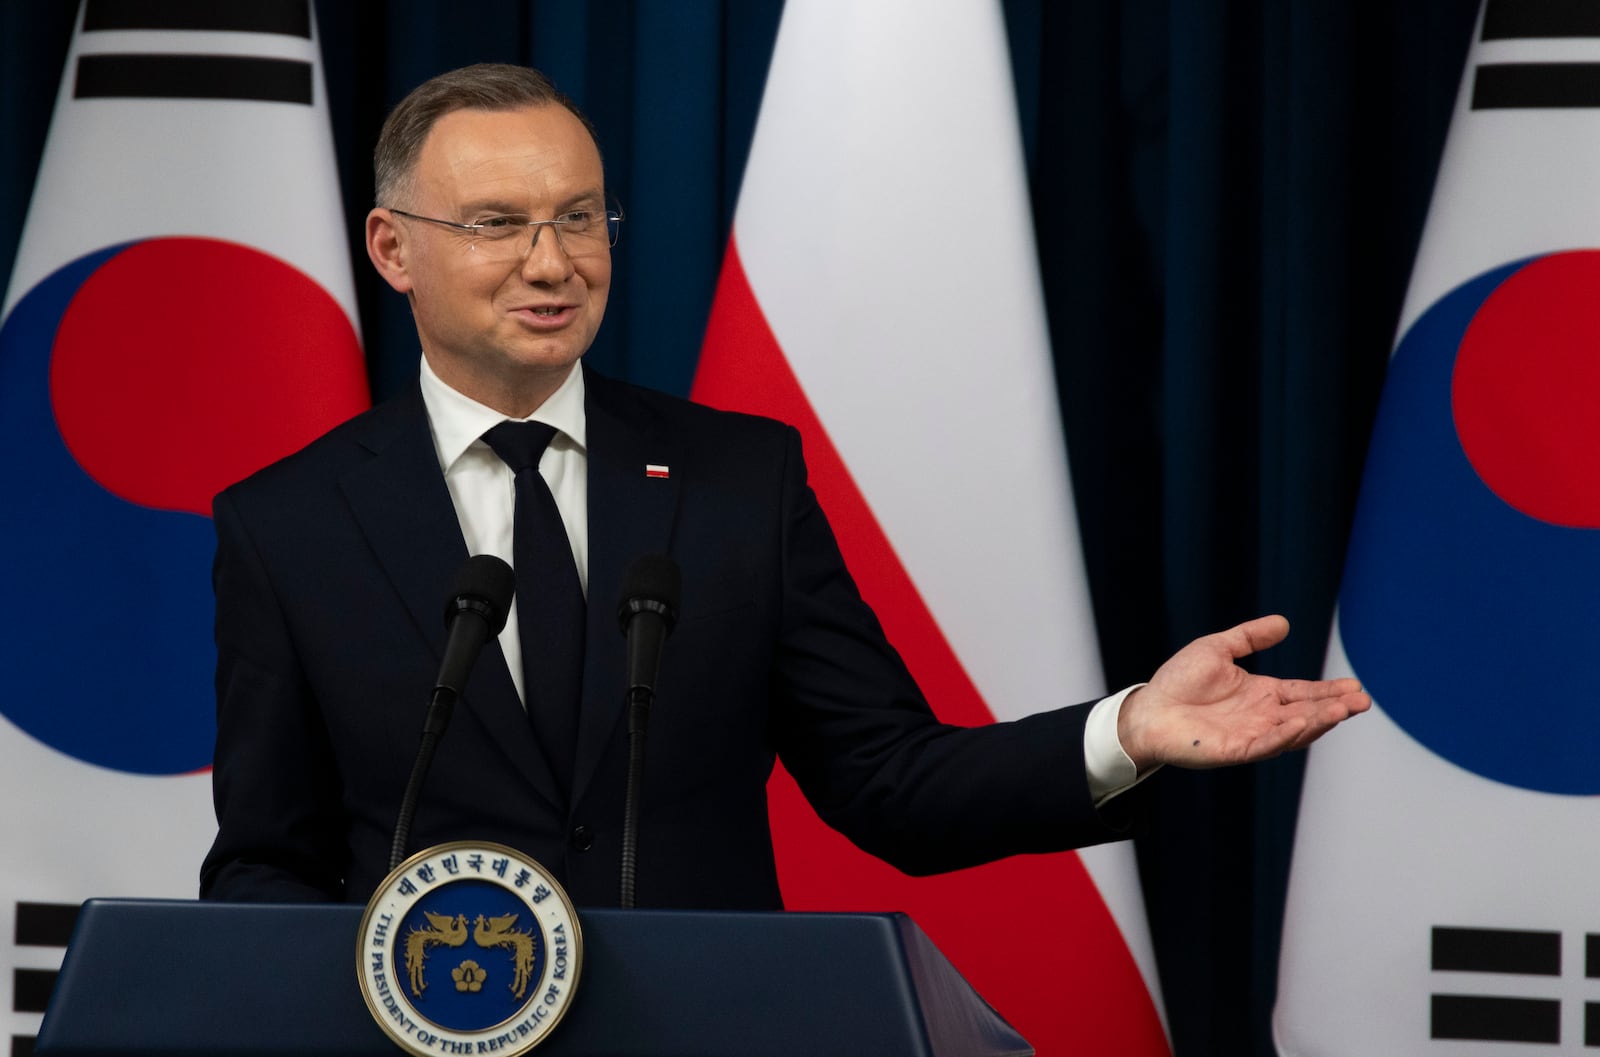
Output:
[
  {"xmin": 1432, "ymin": 994, "xmax": 1560, "ymax": 1044},
  {"xmin": 83, "ymin": 0, "xmax": 311, "ymax": 38},
  {"xmin": 1483, "ymin": 0, "xmax": 1600, "ymax": 40},
  {"xmin": 1473, "ymin": 62, "xmax": 1600, "ymax": 108},
  {"xmin": 10, "ymin": 970, "xmax": 54, "ymax": 1015},
  {"xmin": 13, "ymin": 903, "xmax": 77, "ymax": 949},
  {"xmin": 1586, "ymin": 1001, "xmax": 1600, "ymax": 1047},
  {"xmin": 10, "ymin": 905, "xmax": 77, "ymax": 1057},
  {"xmin": 1432, "ymin": 925, "xmax": 1560, "ymax": 975},
  {"xmin": 1587, "ymin": 933, "xmax": 1600, "ymax": 977},
  {"xmin": 74, "ymin": 54, "xmax": 312, "ymax": 105}
]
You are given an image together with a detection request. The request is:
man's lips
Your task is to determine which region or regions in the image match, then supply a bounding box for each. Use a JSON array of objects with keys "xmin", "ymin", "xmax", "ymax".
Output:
[{"xmin": 510, "ymin": 304, "xmax": 577, "ymax": 328}]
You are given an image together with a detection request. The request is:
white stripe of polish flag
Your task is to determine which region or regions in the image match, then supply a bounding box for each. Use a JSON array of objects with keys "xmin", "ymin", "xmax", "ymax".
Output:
[{"xmin": 693, "ymin": 1, "xmax": 1168, "ymax": 1052}]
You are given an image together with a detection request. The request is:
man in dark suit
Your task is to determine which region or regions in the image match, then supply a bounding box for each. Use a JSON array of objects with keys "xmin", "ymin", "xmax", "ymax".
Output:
[{"xmin": 200, "ymin": 65, "xmax": 1368, "ymax": 907}]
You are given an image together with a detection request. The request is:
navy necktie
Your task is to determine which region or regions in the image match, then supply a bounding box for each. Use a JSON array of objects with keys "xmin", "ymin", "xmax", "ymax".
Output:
[{"xmin": 481, "ymin": 420, "xmax": 585, "ymax": 796}]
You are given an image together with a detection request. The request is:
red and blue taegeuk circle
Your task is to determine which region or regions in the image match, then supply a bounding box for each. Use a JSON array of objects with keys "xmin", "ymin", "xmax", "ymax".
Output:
[
  {"xmin": 0, "ymin": 237, "xmax": 366, "ymax": 775},
  {"xmin": 1340, "ymin": 250, "xmax": 1600, "ymax": 794}
]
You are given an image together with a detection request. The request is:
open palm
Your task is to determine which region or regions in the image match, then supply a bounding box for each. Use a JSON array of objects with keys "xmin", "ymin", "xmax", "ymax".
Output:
[{"xmin": 1118, "ymin": 615, "xmax": 1371, "ymax": 771}]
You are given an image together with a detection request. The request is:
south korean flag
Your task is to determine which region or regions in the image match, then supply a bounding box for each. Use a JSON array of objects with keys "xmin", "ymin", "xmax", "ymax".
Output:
[
  {"xmin": 0, "ymin": 1, "xmax": 366, "ymax": 1049},
  {"xmin": 1277, "ymin": 2, "xmax": 1600, "ymax": 1053}
]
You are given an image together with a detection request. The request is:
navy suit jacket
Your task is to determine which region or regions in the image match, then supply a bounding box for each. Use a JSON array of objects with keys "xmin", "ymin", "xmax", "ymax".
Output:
[{"xmin": 200, "ymin": 368, "xmax": 1127, "ymax": 908}]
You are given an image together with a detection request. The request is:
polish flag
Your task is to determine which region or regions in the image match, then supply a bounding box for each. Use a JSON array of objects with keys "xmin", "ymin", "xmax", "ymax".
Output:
[
  {"xmin": 692, "ymin": 1, "xmax": 1168, "ymax": 1052},
  {"xmin": 1276, "ymin": 3, "xmax": 1600, "ymax": 1053},
  {"xmin": 0, "ymin": 1, "xmax": 366, "ymax": 1047}
]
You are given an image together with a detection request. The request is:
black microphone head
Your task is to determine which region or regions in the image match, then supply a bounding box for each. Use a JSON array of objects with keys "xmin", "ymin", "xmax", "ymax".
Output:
[
  {"xmin": 617, "ymin": 554, "xmax": 681, "ymax": 633},
  {"xmin": 446, "ymin": 554, "xmax": 516, "ymax": 634}
]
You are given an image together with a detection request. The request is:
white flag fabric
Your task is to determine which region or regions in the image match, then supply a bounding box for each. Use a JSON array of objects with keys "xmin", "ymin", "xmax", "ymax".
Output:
[
  {"xmin": 1276, "ymin": 3, "xmax": 1600, "ymax": 1053},
  {"xmin": 693, "ymin": 1, "xmax": 1169, "ymax": 1052},
  {"xmin": 0, "ymin": 1, "xmax": 365, "ymax": 1047}
]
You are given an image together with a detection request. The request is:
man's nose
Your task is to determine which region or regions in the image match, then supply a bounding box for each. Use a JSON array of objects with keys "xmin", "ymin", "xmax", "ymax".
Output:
[{"xmin": 518, "ymin": 222, "xmax": 574, "ymax": 282}]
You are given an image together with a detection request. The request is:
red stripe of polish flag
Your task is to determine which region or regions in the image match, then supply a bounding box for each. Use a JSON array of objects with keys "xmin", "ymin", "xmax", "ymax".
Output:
[{"xmin": 692, "ymin": 2, "xmax": 1169, "ymax": 1052}]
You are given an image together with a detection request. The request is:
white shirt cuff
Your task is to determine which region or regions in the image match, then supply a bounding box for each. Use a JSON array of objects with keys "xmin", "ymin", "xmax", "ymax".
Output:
[{"xmin": 1084, "ymin": 683, "xmax": 1155, "ymax": 806}]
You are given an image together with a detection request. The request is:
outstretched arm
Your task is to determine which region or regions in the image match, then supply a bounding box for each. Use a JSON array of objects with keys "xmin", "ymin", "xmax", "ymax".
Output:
[{"xmin": 1116, "ymin": 615, "xmax": 1370, "ymax": 773}]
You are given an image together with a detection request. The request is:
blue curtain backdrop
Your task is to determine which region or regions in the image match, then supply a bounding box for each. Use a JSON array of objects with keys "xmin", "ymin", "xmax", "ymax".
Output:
[{"xmin": 0, "ymin": 2, "xmax": 1479, "ymax": 1054}]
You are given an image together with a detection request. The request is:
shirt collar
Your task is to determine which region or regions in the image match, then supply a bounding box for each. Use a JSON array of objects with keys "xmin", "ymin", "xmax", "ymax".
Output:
[{"xmin": 420, "ymin": 357, "xmax": 588, "ymax": 473}]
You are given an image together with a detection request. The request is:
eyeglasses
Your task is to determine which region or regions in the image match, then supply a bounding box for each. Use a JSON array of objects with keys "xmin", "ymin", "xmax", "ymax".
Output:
[{"xmin": 389, "ymin": 206, "xmax": 623, "ymax": 261}]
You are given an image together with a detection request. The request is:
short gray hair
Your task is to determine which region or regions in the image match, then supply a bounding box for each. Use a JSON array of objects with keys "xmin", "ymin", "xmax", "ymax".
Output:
[{"xmin": 373, "ymin": 63, "xmax": 600, "ymax": 207}]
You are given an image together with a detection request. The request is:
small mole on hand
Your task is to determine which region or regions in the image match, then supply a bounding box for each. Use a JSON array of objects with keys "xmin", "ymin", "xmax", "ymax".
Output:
[{"xmin": 1192, "ymin": 740, "xmax": 1200, "ymax": 747}]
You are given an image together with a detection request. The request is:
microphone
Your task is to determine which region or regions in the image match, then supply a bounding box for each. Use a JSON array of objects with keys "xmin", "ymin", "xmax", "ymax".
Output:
[
  {"xmin": 390, "ymin": 554, "xmax": 515, "ymax": 870},
  {"xmin": 616, "ymin": 555, "xmax": 681, "ymax": 908},
  {"xmin": 428, "ymin": 554, "xmax": 517, "ymax": 733},
  {"xmin": 617, "ymin": 554, "xmax": 682, "ymax": 710}
]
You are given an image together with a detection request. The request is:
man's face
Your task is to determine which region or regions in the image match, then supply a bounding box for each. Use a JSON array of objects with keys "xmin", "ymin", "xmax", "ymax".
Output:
[{"xmin": 380, "ymin": 104, "xmax": 610, "ymax": 414}]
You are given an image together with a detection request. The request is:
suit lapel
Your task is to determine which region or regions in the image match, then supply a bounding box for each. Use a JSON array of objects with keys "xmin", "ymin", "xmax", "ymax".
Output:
[
  {"xmin": 338, "ymin": 391, "xmax": 563, "ymax": 811},
  {"xmin": 574, "ymin": 371, "xmax": 681, "ymax": 805}
]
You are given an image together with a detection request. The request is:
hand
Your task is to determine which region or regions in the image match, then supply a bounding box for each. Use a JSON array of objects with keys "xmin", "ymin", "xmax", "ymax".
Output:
[{"xmin": 1116, "ymin": 615, "xmax": 1370, "ymax": 773}]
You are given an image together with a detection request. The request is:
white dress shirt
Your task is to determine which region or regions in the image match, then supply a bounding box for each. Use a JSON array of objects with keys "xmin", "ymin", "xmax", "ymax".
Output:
[
  {"xmin": 417, "ymin": 356, "xmax": 1143, "ymax": 801},
  {"xmin": 420, "ymin": 357, "xmax": 588, "ymax": 705}
]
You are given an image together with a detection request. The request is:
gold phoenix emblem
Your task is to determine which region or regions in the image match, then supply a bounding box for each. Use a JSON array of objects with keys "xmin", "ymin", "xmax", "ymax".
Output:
[
  {"xmin": 358, "ymin": 842, "xmax": 583, "ymax": 1057},
  {"xmin": 474, "ymin": 913, "xmax": 538, "ymax": 999},
  {"xmin": 403, "ymin": 910, "xmax": 538, "ymax": 1000},
  {"xmin": 404, "ymin": 912, "xmax": 468, "ymax": 996}
]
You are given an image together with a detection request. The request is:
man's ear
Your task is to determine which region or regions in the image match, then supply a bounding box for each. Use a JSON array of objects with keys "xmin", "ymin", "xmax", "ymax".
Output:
[{"xmin": 366, "ymin": 208, "xmax": 413, "ymax": 294}]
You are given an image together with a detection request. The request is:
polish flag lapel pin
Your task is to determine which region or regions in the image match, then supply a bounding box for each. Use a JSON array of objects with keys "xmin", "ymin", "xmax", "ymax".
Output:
[{"xmin": 645, "ymin": 464, "xmax": 670, "ymax": 479}]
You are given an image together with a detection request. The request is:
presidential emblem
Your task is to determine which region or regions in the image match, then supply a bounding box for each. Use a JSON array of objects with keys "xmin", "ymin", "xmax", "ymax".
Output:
[{"xmin": 357, "ymin": 842, "xmax": 582, "ymax": 1057}]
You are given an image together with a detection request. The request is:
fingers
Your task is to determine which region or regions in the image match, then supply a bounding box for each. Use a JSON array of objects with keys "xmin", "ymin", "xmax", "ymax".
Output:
[
  {"xmin": 1280, "ymin": 691, "xmax": 1371, "ymax": 750},
  {"xmin": 1235, "ymin": 691, "xmax": 1369, "ymax": 762},
  {"xmin": 1275, "ymin": 676, "xmax": 1365, "ymax": 702},
  {"xmin": 1337, "ymin": 688, "xmax": 1373, "ymax": 716},
  {"xmin": 1260, "ymin": 713, "xmax": 1313, "ymax": 757},
  {"xmin": 1216, "ymin": 614, "xmax": 1290, "ymax": 659},
  {"xmin": 1295, "ymin": 687, "xmax": 1371, "ymax": 720}
]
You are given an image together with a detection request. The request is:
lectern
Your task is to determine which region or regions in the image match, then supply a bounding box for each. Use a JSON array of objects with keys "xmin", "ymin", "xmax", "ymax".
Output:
[{"xmin": 37, "ymin": 899, "xmax": 1034, "ymax": 1056}]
